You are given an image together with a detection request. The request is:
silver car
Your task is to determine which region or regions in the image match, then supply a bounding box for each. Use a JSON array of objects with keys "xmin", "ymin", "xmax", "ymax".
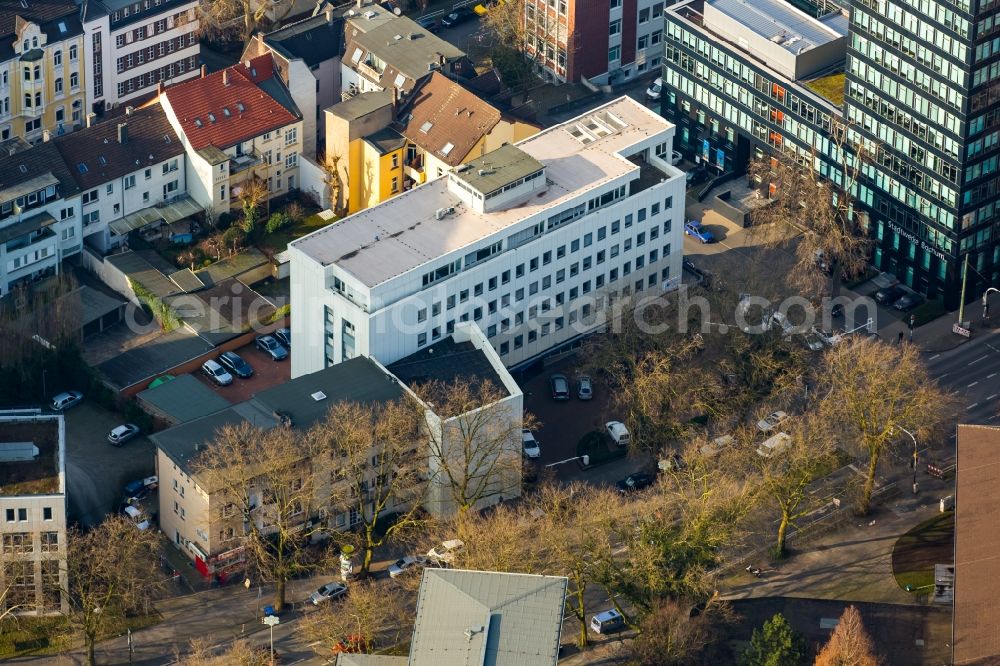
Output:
[
  {"xmin": 309, "ymin": 581, "xmax": 348, "ymax": 605},
  {"xmin": 108, "ymin": 423, "xmax": 141, "ymax": 446},
  {"xmin": 577, "ymin": 375, "xmax": 593, "ymax": 400},
  {"xmin": 51, "ymin": 390, "xmax": 83, "ymax": 411}
]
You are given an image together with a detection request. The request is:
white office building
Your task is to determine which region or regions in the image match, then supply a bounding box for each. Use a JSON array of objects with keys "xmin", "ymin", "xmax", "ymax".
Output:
[{"xmin": 289, "ymin": 96, "xmax": 685, "ymax": 375}]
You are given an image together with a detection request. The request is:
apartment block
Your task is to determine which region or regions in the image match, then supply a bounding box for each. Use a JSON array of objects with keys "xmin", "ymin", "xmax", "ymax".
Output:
[
  {"xmin": 81, "ymin": 0, "xmax": 200, "ymax": 114},
  {"xmin": 0, "ymin": 411, "xmax": 68, "ymax": 616},
  {"xmin": 158, "ymin": 55, "xmax": 303, "ymax": 216},
  {"xmin": 290, "ymin": 96, "xmax": 685, "ymax": 375},
  {"xmin": 525, "ymin": 0, "xmax": 666, "ymax": 84},
  {"xmin": 0, "ymin": 0, "xmax": 87, "ymax": 142}
]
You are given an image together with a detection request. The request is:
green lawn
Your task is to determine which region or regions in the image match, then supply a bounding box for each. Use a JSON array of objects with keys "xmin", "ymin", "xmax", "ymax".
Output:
[
  {"xmin": 576, "ymin": 431, "xmax": 627, "ymax": 466},
  {"xmin": 805, "ymin": 72, "xmax": 846, "ymax": 107},
  {"xmin": 891, "ymin": 511, "xmax": 954, "ymax": 592},
  {"xmin": 256, "ymin": 213, "xmax": 333, "ymax": 253}
]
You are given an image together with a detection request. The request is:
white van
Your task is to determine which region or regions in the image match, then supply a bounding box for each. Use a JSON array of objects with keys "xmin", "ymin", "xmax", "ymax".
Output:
[
  {"xmin": 756, "ymin": 432, "xmax": 792, "ymax": 458},
  {"xmin": 591, "ymin": 608, "xmax": 626, "ymax": 634},
  {"xmin": 606, "ymin": 421, "xmax": 630, "ymax": 447}
]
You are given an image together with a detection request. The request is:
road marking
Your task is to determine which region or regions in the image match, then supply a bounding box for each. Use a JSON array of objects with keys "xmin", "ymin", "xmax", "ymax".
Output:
[
  {"xmin": 929, "ymin": 354, "xmax": 940, "ymax": 360},
  {"xmin": 989, "ymin": 394, "xmax": 999, "ymax": 401},
  {"xmin": 990, "ymin": 373, "xmax": 998, "ymax": 379},
  {"xmin": 939, "ymin": 373, "xmax": 950, "ymax": 379},
  {"xmin": 969, "ymin": 355, "xmax": 989, "ymax": 366},
  {"xmin": 968, "ymin": 403, "xmax": 979, "ymax": 410},
  {"xmin": 969, "ymin": 381, "xmax": 979, "ymax": 388}
]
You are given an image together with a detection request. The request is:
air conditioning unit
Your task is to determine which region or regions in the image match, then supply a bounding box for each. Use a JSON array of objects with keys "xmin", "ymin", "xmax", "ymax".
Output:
[{"xmin": 435, "ymin": 207, "xmax": 448, "ymax": 220}]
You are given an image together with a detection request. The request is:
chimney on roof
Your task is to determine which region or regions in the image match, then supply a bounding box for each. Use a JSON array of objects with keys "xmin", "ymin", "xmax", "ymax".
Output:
[
  {"xmin": 42, "ymin": 129, "xmax": 50, "ymax": 142},
  {"xmin": 117, "ymin": 123, "xmax": 128, "ymax": 144},
  {"xmin": 392, "ymin": 86, "xmax": 398, "ymax": 109},
  {"xmin": 245, "ymin": 59, "xmax": 252, "ymax": 68},
  {"xmin": 223, "ymin": 69, "xmax": 230, "ymax": 86},
  {"xmin": 201, "ymin": 64, "xmax": 207, "ymax": 78},
  {"xmin": 325, "ymin": 6, "xmax": 334, "ymax": 23},
  {"xmin": 86, "ymin": 112, "xmax": 96, "ymax": 128},
  {"xmin": 157, "ymin": 81, "xmax": 164, "ymax": 96},
  {"xmin": 438, "ymin": 53, "xmax": 446, "ymax": 66},
  {"xmin": 125, "ymin": 105, "xmax": 134, "ymax": 116}
]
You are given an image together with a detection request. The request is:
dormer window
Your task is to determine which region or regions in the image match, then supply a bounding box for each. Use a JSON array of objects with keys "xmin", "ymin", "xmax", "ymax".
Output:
[
  {"xmin": 223, "ymin": 108, "xmax": 231, "ymax": 117},
  {"xmin": 236, "ymin": 102, "xmax": 245, "ymax": 113},
  {"xmin": 194, "ymin": 118, "xmax": 202, "ymax": 127},
  {"xmin": 207, "ymin": 113, "xmax": 216, "ymax": 123}
]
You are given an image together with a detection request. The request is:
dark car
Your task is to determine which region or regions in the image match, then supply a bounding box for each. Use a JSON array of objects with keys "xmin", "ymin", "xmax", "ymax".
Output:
[
  {"xmin": 416, "ymin": 15, "xmax": 440, "ymax": 32},
  {"xmin": 273, "ymin": 327, "xmax": 291, "ymax": 349},
  {"xmin": 441, "ymin": 6, "xmax": 475, "ymax": 27},
  {"xmin": 218, "ymin": 351, "xmax": 253, "ymax": 378},
  {"xmin": 873, "ymin": 285, "xmax": 904, "ymax": 305},
  {"xmin": 549, "ymin": 373, "xmax": 570, "ymax": 401},
  {"xmin": 893, "ymin": 293, "xmax": 925, "ymax": 311},
  {"xmin": 615, "ymin": 473, "xmax": 653, "ymax": 494},
  {"xmin": 255, "ymin": 335, "xmax": 289, "ymax": 361}
]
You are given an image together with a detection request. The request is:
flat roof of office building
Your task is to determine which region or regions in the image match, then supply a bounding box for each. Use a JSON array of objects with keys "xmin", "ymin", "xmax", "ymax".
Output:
[
  {"xmin": 707, "ymin": 0, "xmax": 846, "ymax": 54},
  {"xmin": 291, "ymin": 96, "xmax": 676, "ymax": 288}
]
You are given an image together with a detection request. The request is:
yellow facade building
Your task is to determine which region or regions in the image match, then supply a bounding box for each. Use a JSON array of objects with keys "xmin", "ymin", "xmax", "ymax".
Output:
[{"xmin": 1, "ymin": 0, "xmax": 87, "ymax": 143}]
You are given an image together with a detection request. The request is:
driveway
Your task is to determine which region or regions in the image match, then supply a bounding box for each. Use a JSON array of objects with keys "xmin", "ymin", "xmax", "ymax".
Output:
[
  {"xmin": 193, "ymin": 342, "xmax": 291, "ymax": 403},
  {"xmin": 63, "ymin": 402, "xmax": 156, "ymax": 528}
]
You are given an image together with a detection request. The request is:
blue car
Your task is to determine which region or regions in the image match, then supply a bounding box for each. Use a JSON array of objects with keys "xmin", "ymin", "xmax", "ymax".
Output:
[
  {"xmin": 684, "ymin": 220, "xmax": 715, "ymax": 243},
  {"xmin": 255, "ymin": 335, "xmax": 289, "ymax": 361}
]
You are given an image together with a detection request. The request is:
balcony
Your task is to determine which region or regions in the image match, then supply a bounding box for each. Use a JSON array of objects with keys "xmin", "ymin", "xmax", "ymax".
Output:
[{"xmin": 229, "ymin": 151, "xmax": 263, "ymax": 174}]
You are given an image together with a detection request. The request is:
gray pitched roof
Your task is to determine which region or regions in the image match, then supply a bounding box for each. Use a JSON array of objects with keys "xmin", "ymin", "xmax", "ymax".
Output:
[
  {"xmin": 410, "ymin": 569, "xmax": 567, "ymax": 666},
  {"xmin": 346, "ymin": 14, "xmax": 465, "ymax": 86}
]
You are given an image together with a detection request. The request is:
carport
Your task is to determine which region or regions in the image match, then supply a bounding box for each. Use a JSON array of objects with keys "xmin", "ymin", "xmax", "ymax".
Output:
[{"xmin": 108, "ymin": 196, "xmax": 203, "ymax": 237}]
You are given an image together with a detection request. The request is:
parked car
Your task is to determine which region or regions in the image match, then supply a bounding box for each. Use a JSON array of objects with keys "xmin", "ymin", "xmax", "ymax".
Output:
[
  {"xmin": 273, "ymin": 327, "xmax": 292, "ymax": 348},
  {"xmin": 874, "ymin": 285, "xmax": 905, "ymax": 305},
  {"xmin": 893, "ymin": 293, "xmax": 925, "ymax": 311},
  {"xmin": 700, "ymin": 434, "xmax": 733, "ymax": 458},
  {"xmin": 577, "ymin": 374, "xmax": 593, "ymax": 400},
  {"xmin": 549, "ymin": 373, "xmax": 570, "ymax": 401},
  {"xmin": 255, "ymin": 335, "xmax": 289, "ymax": 361},
  {"xmin": 123, "ymin": 505, "xmax": 150, "ymax": 530},
  {"xmin": 473, "ymin": 2, "xmax": 489, "ymax": 15},
  {"xmin": 123, "ymin": 476, "xmax": 158, "ymax": 499},
  {"xmin": 756, "ymin": 432, "xmax": 793, "ymax": 458},
  {"xmin": 218, "ymin": 351, "xmax": 253, "ymax": 379},
  {"xmin": 671, "ymin": 150, "xmax": 682, "ymax": 166},
  {"xmin": 616, "ymin": 473, "xmax": 653, "ymax": 493},
  {"xmin": 51, "ymin": 390, "xmax": 83, "ymax": 411},
  {"xmin": 645, "ymin": 76, "xmax": 663, "ymax": 101},
  {"xmin": 427, "ymin": 539, "xmax": 465, "ymax": 565},
  {"xmin": 388, "ymin": 555, "xmax": 427, "ymax": 578},
  {"xmin": 309, "ymin": 581, "xmax": 348, "ymax": 605},
  {"xmin": 684, "ymin": 220, "xmax": 715, "ymax": 243},
  {"xmin": 440, "ymin": 7, "xmax": 474, "ymax": 26},
  {"xmin": 757, "ymin": 410, "xmax": 789, "ymax": 433},
  {"xmin": 591, "ymin": 608, "xmax": 626, "ymax": 634},
  {"xmin": 521, "ymin": 429, "xmax": 541, "ymax": 459},
  {"xmin": 416, "ymin": 15, "xmax": 440, "ymax": 32},
  {"xmin": 201, "ymin": 359, "xmax": 234, "ymax": 386},
  {"xmin": 107, "ymin": 423, "xmax": 141, "ymax": 446},
  {"xmin": 606, "ymin": 421, "xmax": 630, "ymax": 446}
]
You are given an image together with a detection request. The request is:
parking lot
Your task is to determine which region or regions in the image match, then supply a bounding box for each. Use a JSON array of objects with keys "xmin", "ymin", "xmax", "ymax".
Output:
[
  {"xmin": 63, "ymin": 401, "xmax": 157, "ymax": 528},
  {"xmin": 520, "ymin": 359, "xmax": 651, "ymax": 487},
  {"xmin": 192, "ymin": 341, "xmax": 291, "ymax": 403}
]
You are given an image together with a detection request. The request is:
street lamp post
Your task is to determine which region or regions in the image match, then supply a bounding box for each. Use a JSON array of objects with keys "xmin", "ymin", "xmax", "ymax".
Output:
[
  {"xmin": 893, "ymin": 425, "xmax": 919, "ymax": 494},
  {"xmin": 262, "ymin": 614, "xmax": 279, "ymax": 666},
  {"xmin": 983, "ymin": 287, "xmax": 1000, "ymax": 321}
]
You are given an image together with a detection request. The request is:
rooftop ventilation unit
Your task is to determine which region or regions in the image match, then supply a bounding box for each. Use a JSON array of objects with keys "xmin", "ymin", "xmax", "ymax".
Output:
[{"xmin": 435, "ymin": 206, "xmax": 455, "ymax": 220}]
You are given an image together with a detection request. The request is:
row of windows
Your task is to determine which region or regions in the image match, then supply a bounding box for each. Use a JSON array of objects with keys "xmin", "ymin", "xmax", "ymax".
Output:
[
  {"xmin": 4, "ymin": 507, "xmax": 55, "ymax": 522},
  {"xmin": 1, "ymin": 560, "xmax": 62, "ymax": 612},
  {"xmin": 116, "ymin": 55, "xmax": 197, "ymax": 97},
  {"xmin": 116, "ymin": 33, "xmax": 196, "ymax": 74},
  {"xmin": 2, "ymin": 532, "xmax": 59, "ymax": 554}
]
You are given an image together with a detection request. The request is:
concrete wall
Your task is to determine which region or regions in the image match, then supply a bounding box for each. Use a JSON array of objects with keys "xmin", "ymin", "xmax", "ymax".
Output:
[{"xmin": 79, "ymin": 246, "xmax": 140, "ymax": 304}]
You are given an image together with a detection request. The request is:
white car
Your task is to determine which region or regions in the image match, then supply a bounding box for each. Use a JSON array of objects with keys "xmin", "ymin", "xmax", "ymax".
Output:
[
  {"xmin": 123, "ymin": 505, "xmax": 150, "ymax": 530},
  {"xmin": 309, "ymin": 581, "xmax": 348, "ymax": 605},
  {"xmin": 671, "ymin": 150, "xmax": 682, "ymax": 166},
  {"xmin": 756, "ymin": 432, "xmax": 793, "ymax": 458},
  {"xmin": 108, "ymin": 423, "xmax": 141, "ymax": 446},
  {"xmin": 51, "ymin": 390, "xmax": 83, "ymax": 411},
  {"xmin": 427, "ymin": 539, "xmax": 465, "ymax": 565},
  {"xmin": 645, "ymin": 76, "xmax": 663, "ymax": 101},
  {"xmin": 521, "ymin": 429, "xmax": 541, "ymax": 459},
  {"xmin": 388, "ymin": 555, "xmax": 427, "ymax": 578},
  {"xmin": 201, "ymin": 359, "xmax": 233, "ymax": 386},
  {"xmin": 756, "ymin": 411, "xmax": 789, "ymax": 433},
  {"xmin": 606, "ymin": 421, "xmax": 630, "ymax": 447}
]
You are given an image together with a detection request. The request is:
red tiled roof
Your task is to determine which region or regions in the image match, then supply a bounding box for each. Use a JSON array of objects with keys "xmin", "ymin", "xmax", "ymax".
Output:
[{"xmin": 163, "ymin": 54, "xmax": 299, "ymax": 151}]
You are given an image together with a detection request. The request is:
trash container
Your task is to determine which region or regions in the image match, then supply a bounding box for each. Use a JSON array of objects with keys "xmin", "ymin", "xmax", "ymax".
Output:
[{"xmin": 263, "ymin": 605, "xmax": 276, "ymax": 617}]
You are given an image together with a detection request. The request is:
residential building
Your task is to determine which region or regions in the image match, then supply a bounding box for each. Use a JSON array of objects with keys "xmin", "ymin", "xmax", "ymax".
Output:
[
  {"xmin": 525, "ymin": 0, "xmax": 666, "ymax": 84},
  {"xmin": 340, "ymin": 10, "xmax": 471, "ymax": 100},
  {"xmin": 153, "ymin": 328, "xmax": 520, "ymax": 576},
  {"xmin": 0, "ymin": 411, "xmax": 68, "ymax": 616},
  {"xmin": 52, "ymin": 103, "xmax": 187, "ymax": 253},
  {"xmin": 953, "ymin": 423, "xmax": 1000, "ymax": 664},
  {"xmin": 844, "ymin": 0, "xmax": 993, "ymax": 305},
  {"xmin": 337, "ymin": 568, "xmax": 567, "ymax": 666},
  {"xmin": 0, "ymin": 0, "xmax": 87, "ymax": 142},
  {"xmin": 290, "ymin": 96, "xmax": 685, "ymax": 375},
  {"xmin": 324, "ymin": 72, "xmax": 539, "ymax": 213},
  {"xmin": 81, "ymin": 0, "xmax": 200, "ymax": 114},
  {"xmin": 660, "ymin": 0, "xmax": 847, "ymax": 183},
  {"xmin": 157, "ymin": 55, "xmax": 304, "ymax": 216},
  {"xmin": 0, "ymin": 140, "xmax": 81, "ymax": 296},
  {"xmin": 242, "ymin": 7, "xmax": 344, "ymax": 159}
]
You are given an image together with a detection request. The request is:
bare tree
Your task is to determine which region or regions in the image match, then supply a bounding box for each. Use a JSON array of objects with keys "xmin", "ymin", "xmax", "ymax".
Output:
[
  {"xmin": 412, "ymin": 379, "xmax": 530, "ymax": 514},
  {"xmin": 66, "ymin": 516, "xmax": 164, "ymax": 666},
  {"xmin": 319, "ymin": 151, "xmax": 348, "ymax": 217},
  {"xmin": 747, "ymin": 124, "xmax": 875, "ymax": 299},
  {"xmin": 815, "ymin": 605, "xmax": 880, "ymax": 666},
  {"xmin": 237, "ymin": 178, "xmax": 270, "ymax": 233},
  {"xmin": 192, "ymin": 423, "xmax": 328, "ymax": 612},
  {"xmin": 625, "ymin": 597, "xmax": 726, "ymax": 666},
  {"xmin": 297, "ymin": 578, "xmax": 414, "ymax": 655},
  {"xmin": 818, "ymin": 338, "xmax": 952, "ymax": 514},
  {"xmin": 199, "ymin": 0, "xmax": 294, "ymax": 43},
  {"xmin": 310, "ymin": 399, "xmax": 426, "ymax": 576},
  {"xmin": 481, "ymin": 0, "xmax": 527, "ymax": 52}
]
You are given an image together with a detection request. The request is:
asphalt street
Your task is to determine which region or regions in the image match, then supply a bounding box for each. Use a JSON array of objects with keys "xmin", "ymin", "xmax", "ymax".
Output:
[{"xmin": 925, "ymin": 329, "xmax": 1000, "ymax": 427}]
